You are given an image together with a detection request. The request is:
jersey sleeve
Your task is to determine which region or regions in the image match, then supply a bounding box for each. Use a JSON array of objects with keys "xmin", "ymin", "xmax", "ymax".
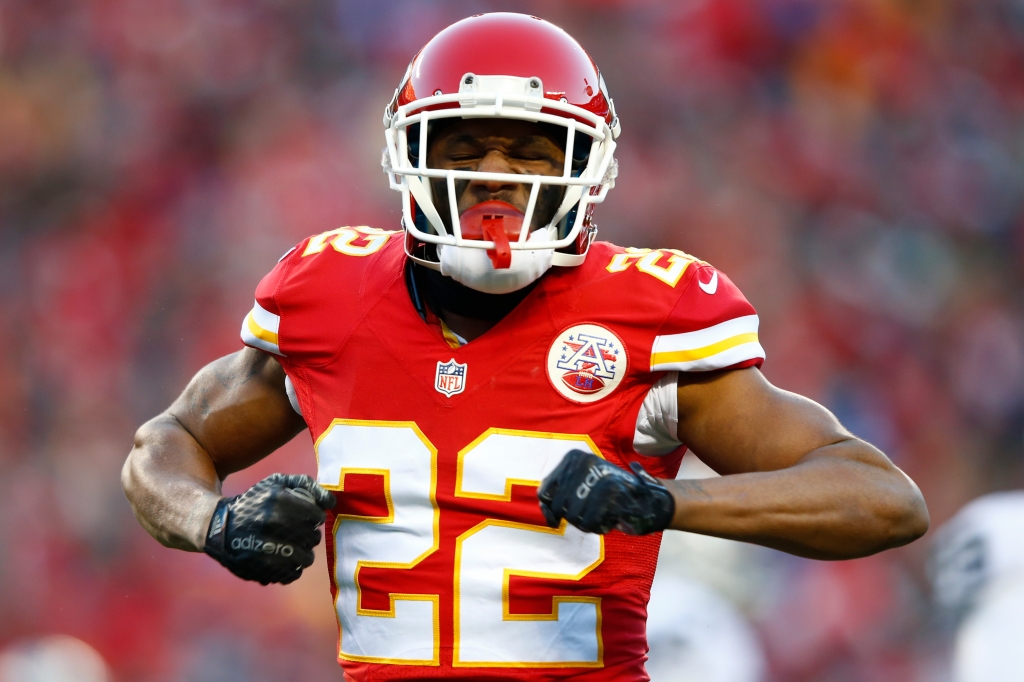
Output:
[
  {"xmin": 239, "ymin": 228, "xmax": 402, "ymax": 366},
  {"xmin": 650, "ymin": 262, "xmax": 765, "ymax": 373},
  {"xmin": 240, "ymin": 246, "xmax": 296, "ymax": 357}
]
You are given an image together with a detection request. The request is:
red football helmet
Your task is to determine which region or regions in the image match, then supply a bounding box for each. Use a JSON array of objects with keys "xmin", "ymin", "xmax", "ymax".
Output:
[{"xmin": 382, "ymin": 13, "xmax": 620, "ymax": 270}]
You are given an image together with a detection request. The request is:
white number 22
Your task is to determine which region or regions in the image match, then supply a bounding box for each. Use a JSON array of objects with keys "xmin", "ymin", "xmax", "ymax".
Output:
[{"xmin": 316, "ymin": 421, "xmax": 605, "ymax": 668}]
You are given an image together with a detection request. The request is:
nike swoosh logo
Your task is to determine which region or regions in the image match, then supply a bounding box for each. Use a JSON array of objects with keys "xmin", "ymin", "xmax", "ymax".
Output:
[{"xmin": 698, "ymin": 270, "xmax": 718, "ymax": 295}]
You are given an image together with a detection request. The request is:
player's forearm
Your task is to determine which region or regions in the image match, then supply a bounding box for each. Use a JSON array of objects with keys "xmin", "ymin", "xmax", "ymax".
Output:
[
  {"xmin": 122, "ymin": 414, "xmax": 223, "ymax": 552},
  {"xmin": 666, "ymin": 439, "xmax": 929, "ymax": 560}
]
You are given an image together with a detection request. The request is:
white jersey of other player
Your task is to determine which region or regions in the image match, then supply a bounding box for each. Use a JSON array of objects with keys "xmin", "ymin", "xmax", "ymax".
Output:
[
  {"xmin": 645, "ymin": 574, "xmax": 765, "ymax": 682},
  {"xmin": 930, "ymin": 491, "xmax": 1024, "ymax": 682},
  {"xmin": 645, "ymin": 453, "xmax": 766, "ymax": 682}
]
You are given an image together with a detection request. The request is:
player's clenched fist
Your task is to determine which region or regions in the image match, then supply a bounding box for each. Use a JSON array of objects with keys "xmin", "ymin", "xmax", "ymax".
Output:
[
  {"xmin": 204, "ymin": 473, "xmax": 336, "ymax": 585},
  {"xmin": 538, "ymin": 450, "xmax": 675, "ymax": 535}
]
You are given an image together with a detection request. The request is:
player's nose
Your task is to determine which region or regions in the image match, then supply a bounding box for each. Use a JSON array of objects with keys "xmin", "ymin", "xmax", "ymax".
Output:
[{"xmin": 472, "ymin": 150, "xmax": 519, "ymax": 193}]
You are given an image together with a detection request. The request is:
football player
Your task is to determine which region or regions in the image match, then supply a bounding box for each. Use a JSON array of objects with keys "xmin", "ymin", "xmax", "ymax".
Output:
[
  {"xmin": 930, "ymin": 492, "xmax": 1024, "ymax": 682},
  {"xmin": 122, "ymin": 13, "xmax": 929, "ymax": 680}
]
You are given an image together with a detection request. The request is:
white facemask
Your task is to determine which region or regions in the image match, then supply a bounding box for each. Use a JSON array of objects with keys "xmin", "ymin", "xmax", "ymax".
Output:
[{"xmin": 438, "ymin": 225, "xmax": 557, "ymax": 294}]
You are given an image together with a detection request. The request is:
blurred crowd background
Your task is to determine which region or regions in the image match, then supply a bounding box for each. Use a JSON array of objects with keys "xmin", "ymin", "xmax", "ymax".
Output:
[{"xmin": 1, "ymin": 0, "xmax": 1023, "ymax": 680}]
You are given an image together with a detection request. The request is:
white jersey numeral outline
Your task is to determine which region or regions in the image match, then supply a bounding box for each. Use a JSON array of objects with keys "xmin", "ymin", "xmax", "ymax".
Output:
[
  {"xmin": 316, "ymin": 423, "xmax": 606, "ymax": 668},
  {"xmin": 302, "ymin": 226, "xmax": 397, "ymax": 258},
  {"xmin": 316, "ymin": 419, "xmax": 441, "ymax": 665},
  {"xmin": 606, "ymin": 247, "xmax": 698, "ymax": 287},
  {"xmin": 454, "ymin": 428, "xmax": 604, "ymax": 667}
]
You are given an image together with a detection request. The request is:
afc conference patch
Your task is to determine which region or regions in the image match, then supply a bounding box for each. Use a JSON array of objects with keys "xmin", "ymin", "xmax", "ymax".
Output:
[
  {"xmin": 435, "ymin": 358, "xmax": 467, "ymax": 397},
  {"xmin": 546, "ymin": 324, "xmax": 627, "ymax": 403}
]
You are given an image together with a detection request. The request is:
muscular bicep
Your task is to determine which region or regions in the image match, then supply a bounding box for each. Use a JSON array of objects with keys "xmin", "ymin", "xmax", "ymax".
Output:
[
  {"xmin": 675, "ymin": 367, "xmax": 863, "ymax": 475},
  {"xmin": 168, "ymin": 348, "xmax": 307, "ymax": 478}
]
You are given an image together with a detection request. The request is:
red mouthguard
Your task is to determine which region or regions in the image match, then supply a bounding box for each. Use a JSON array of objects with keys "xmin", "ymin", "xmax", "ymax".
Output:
[{"xmin": 458, "ymin": 201, "xmax": 525, "ymax": 269}]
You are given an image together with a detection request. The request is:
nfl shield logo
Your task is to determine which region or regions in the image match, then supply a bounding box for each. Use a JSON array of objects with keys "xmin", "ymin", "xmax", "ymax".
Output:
[{"xmin": 435, "ymin": 359, "xmax": 467, "ymax": 397}]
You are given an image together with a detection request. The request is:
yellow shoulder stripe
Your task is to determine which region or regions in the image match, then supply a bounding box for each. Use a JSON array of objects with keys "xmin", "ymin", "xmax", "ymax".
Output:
[
  {"xmin": 650, "ymin": 332, "xmax": 758, "ymax": 366},
  {"xmin": 246, "ymin": 312, "xmax": 279, "ymax": 346}
]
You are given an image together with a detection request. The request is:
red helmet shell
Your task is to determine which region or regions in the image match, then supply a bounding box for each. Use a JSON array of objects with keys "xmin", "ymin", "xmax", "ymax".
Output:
[{"xmin": 393, "ymin": 13, "xmax": 613, "ymax": 125}]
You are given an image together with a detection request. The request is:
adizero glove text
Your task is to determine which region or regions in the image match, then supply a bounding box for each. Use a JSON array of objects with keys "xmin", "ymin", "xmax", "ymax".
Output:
[
  {"xmin": 204, "ymin": 473, "xmax": 335, "ymax": 585},
  {"xmin": 537, "ymin": 450, "xmax": 675, "ymax": 535}
]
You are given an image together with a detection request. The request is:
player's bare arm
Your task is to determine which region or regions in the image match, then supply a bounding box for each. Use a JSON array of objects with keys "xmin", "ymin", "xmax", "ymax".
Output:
[
  {"xmin": 667, "ymin": 367, "xmax": 928, "ymax": 560},
  {"xmin": 122, "ymin": 348, "xmax": 308, "ymax": 551},
  {"xmin": 540, "ymin": 368, "xmax": 928, "ymax": 560}
]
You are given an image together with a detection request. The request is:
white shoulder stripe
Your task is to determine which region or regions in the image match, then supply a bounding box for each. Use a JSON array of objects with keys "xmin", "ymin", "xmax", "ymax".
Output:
[
  {"xmin": 250, "ymin": 301, "xmax": 281, "ymax": 334},
  {"xmin": 654, "ymin": 315, "xmax": 759, "ymax": 352},
  {"xmin": 240, "ymin": 301, "xmax": 284, "ymax": 356},
  {"xmin": 651, "ymin": 315, "xmax": 764, "ymax": 372}
]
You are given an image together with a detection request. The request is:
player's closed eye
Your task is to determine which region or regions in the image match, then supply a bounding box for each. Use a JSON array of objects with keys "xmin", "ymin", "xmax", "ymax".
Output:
[{"xmin": 513, "ymin": 153, "xmax": 552, "ymax": 162}]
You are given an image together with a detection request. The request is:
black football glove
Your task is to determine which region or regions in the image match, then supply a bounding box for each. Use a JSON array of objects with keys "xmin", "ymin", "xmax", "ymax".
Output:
[
  {"xmin": 204, "ymin": 473, "xmax": 336, "ymax": 585},
  {"xmin": 537, "ymin": 450, "xmax": 675, "ymax": 535}
]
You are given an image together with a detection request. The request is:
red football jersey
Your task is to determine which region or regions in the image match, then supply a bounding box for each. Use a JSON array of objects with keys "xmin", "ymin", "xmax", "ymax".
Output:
[{"xmin": 241, "ymin": 227, "xmax": 764, "ymax": 681}]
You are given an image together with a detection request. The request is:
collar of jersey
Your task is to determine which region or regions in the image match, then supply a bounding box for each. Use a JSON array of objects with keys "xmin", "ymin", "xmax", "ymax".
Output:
[{"xmin": 434, "ymin": 310, "xmax": 466, "ymax": 349}]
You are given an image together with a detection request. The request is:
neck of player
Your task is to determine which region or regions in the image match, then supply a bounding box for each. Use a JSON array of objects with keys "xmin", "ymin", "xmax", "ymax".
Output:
[{"xmin": 409, "ymin": 262, "xmax": 538, "ymax": 343}]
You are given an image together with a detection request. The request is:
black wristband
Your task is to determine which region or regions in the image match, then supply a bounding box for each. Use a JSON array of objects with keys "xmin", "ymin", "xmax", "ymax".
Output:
[
  {"xmin": 617, "ymin": 462, "xmax": 675, "ymax": 535},
  {"xmin": 204, "ymin": 497, "xmax": 231, "ymax": 559}
]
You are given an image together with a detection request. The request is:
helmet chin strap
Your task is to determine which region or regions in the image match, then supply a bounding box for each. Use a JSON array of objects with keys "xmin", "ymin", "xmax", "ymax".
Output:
[{"xmin": 438, "ymin": 225, "xmax": 556, "ymax": 295}]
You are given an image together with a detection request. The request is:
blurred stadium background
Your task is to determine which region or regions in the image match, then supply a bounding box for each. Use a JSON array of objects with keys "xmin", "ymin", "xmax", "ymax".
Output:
[{"xmin": 1, "ymin": 0, "xmax": 1023, "ymax": 680}]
